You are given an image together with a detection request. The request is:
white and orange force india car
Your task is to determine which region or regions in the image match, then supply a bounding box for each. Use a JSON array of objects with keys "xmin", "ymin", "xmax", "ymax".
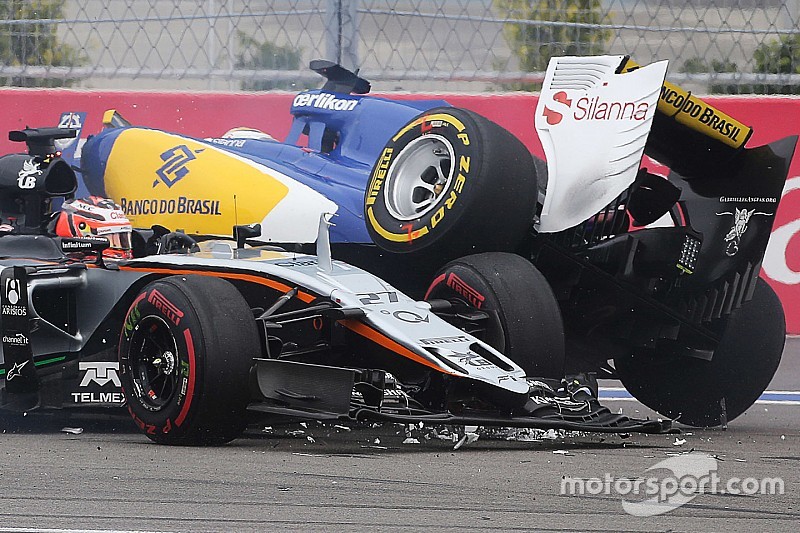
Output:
[
  {"xmin": 73, "ymin": 57, "xmax": 796, "ymax": 429},
  {"xmin": 0, "ymin": 128, "xmax": 669, "ymax": 444}
]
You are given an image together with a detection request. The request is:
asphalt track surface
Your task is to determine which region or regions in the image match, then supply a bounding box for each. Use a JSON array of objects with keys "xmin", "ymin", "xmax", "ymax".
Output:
[{"xmin": 1, "ymin": 340, "xmax": 798, "ymax": 532}]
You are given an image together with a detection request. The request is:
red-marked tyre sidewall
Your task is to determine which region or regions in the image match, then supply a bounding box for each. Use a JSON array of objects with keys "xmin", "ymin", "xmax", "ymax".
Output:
[
  {"xmin": 365, "ymin": 107, "xmax": 537, "ymax": 262},
  {"xmin": 425, "ymin": 252, "xmax": 565, "ymax": 378},
  {"xmin": 118, "ymin": 275, "xmax": 258, "ymax": 445}
]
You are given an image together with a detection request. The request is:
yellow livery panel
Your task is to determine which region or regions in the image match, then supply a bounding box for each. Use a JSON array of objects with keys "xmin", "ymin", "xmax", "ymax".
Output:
[
  {"xmin": 104, "ymin": 129, "xmax": 290, "ymax": 234},
  {"xmin": 619, "ymin": 57, "xmax": 752, "ymax": 150}
]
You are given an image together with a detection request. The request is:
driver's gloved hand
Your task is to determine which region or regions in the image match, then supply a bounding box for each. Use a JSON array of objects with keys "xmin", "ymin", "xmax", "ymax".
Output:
[
  {"xmin": 156, "ymin": 232, "xmax": 200, "ymax": 254},
  {"xmin": 144, "ymin": 225, "xmax": 199, "ymax": 255}
]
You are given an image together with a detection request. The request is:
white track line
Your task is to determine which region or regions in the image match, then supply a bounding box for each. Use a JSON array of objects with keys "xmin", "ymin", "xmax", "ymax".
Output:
[
  {"xmin": 0, "ymin": 527, "xmax": 167, "ymax": 533},
  {"xmin": 599, "ymin": 387, "xmax": 800, "ymax": 405}
]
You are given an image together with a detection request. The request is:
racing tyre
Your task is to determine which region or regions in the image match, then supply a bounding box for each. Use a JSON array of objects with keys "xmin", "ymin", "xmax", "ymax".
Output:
[
  {"xmin": 119, "ymin": 275, "xmax": 259, "ymax": 445},
  {"xmin": 425, "ymin": 252, "xmax": 565, "ymax": 378},
  {"xmin": 615, "ymin": 278, "xmax": 785, "ymax": 427},
  {"xmin": 365, "ymin": 107, "xmax": 537, "ymax": 261}
]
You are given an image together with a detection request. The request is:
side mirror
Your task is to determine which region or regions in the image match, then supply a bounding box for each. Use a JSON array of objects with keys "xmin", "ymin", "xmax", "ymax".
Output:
[{"xmin": 234, "ymin": 223, "xmax": 262, "ymax": 249}]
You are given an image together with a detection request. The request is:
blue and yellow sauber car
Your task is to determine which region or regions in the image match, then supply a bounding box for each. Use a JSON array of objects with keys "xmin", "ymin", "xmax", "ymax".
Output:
[{"xmin": 70, "ymin": 57, "xmax": 797, "ymax": 429}]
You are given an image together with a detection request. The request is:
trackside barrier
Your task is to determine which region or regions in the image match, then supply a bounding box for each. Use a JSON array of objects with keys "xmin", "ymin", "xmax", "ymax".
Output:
[{"xmin": 1, "ymin": 90, "xmax": 798, "ymax": 332}]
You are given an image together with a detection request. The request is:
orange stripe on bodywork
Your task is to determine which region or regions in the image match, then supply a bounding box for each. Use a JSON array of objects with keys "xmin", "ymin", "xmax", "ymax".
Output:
[
  {"xmin": 340, "ymin": 320, "xmax": 457, "ymax": 376},
  {"xmin": 119, "ymin": 265, "xmax": 316, "ymax": 303}
]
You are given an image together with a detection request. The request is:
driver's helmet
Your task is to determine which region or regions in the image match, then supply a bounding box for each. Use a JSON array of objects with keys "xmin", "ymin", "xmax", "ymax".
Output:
[{"xmin": 54, "ymin": 196, "xmax": 133, "ymax": 259}]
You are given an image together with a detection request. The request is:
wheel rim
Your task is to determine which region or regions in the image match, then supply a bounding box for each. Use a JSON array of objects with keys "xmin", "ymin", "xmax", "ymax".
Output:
[
  {"xmin": 126, "ymin": 315, "xmax": 181, "ymax": 411},
  {"xmin": 384, "ymin": 134, "xmax": 455, "ymax": 220}
]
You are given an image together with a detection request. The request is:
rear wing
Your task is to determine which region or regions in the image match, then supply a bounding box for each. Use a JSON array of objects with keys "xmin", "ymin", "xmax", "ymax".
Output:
[
  {"xmin": 620, "ymin": 57, "xmax": 752, "ymax": 151},
  {"xmin": 534, "ymin": 55, "xmax": 668, "ymax": 233},
  {"xmin": 618, "ymin": 58, "xmax": 755, "ymax": 176}
]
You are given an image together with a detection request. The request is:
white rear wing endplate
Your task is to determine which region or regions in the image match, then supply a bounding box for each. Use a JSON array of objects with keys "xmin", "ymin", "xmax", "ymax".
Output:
[{"xmin": 534, "ymin": 56, "xmax": 668, "ymax": 233}]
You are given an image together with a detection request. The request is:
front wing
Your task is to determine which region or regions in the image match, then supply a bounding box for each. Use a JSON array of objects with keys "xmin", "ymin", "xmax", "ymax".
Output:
[{"xmin": 249, "ymin": 360, "xmax": 671, "ymax": 434}]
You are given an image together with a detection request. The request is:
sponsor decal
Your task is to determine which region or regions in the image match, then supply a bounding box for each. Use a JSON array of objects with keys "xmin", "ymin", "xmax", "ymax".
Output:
[
  {"xmin": 17, "ymin": 158, "xmax": 42, "ymax": 189},
  {"xmin": 1, "ymin": 304, "xmax": 26, "ymax": 316},
  {"xmin": 542, "ymin": 90, "xmax": 649, "ymax": 126},
  {"xmin": 445, "ymin": 352, "xmax": 494, "ymax": 369},
  {"xmin": 60, "ymin": 236, "xmax": 109, "ymax": 252},
  {"xmin": 456, "ymin": 353, "xmax": 494, "ymax": 368},
  {"xmin": 4, "ymin": 277, "xmax": 20, "ymax": 305},
  {"xmin": 55, "ymin": 112, "xmax": 86, "ymax": 157},
  {"xmin": 419, "ymin": 335, "xmax": 471, "ymax": 346},
  {"xmin": 102, "ymin": 128, "xmax": 293, "ymax": 237},
  {"xmin": 70, "ymin": 392, "xmax": 125, "ymax": 404},
  {"xmin": 365, "ymin": 147, "xmax": 394, "ymax": 207},
  {"xmin": 392, "ymin": 310, "xmax": 429, "ymax": 323},
  {"xmin": 659, "ymin": 86, "xmax": 744, "ymax": 144},
  {"xmin": 719, "ymin": 196, "xmax": 777, "ymax": 204},
  {"xmin": 61, "ymin": 240, "xmax": 94, "ymax": 250},
  {"xmin": 575, "ymin": 96, "xmax": 649, "ymax": 121},
  {"xmin": 148, "ymin": 289, "xmax": 184, "ymax": 326},
  {"xmin": 6, "ymin": 360, "xmax": 28, "ymax": 381},
  {"xmin": 292, "ymin": 92, "xmax": 358, "ymax": 111},
  {"xmin": 154, "ymin": 144, "xmax": 198, "ymax": 188},
  {"xmin": 207, "ymin": 137, "xmax": 246, "ymax": 148},
  {"xmin": 541, "ymin": 91, "xmax": 572, "ymax": 125},
  {"xmin": 70, "ymin": 362, "xmax": 124, "ymax": 404},
  {"xmin": 120, "ymin": 196, "xmax": 222, "ymax": 216},
  {"xmin": 716, "ymin": 207, "xmax": 771, "ymax": 257},
  {"xmin": 445, "ymin": 272, "xmax": 485, "ymax": 309},
  {"xmin": 79, "ymin": 362, "xmax": 122, "ymax": 387},
  {"xmin": 58, "ymin": 112, "xmax": 83, "ymax": 130},
  {"xmin": 2, "ymin": 277, "xmax": 26, "ymax": 316},
  {"xmin": 619, "ymin": 59, "xmax": 751, "ymax": 149},
  {"xmin": 2, "ymin": 332, "xmax": 29, "ymax": 346}
]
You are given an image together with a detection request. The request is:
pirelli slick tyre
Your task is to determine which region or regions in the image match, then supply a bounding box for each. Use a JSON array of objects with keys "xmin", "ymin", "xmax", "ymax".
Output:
[
  {"xmin": 615, "ymin": 278, "xmax": 785, "ymax": 427},
  {"xmin": 365, "ymin": 107, "xmax": 537, "ymax": 261},
  {"xmin": 425, "ymin": 252, "xmax": 565, "ymax": 378},
  {"xmin": 118, "ymin": 275, "xmax": 259, "ymax": 445}
]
